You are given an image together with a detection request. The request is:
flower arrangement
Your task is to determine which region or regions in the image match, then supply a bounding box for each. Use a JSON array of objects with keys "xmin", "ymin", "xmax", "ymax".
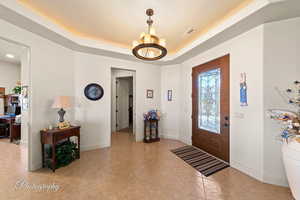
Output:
[
  {"xmin": 268, "ymin": 81, "xmax": 300, "ymax": 140},
  {"xmin": 143, "ymin": 109, "xmax": 161, "ymax": 121}
]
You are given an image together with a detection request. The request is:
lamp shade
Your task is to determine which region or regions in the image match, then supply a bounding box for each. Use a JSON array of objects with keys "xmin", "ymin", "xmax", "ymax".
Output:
[{"xmin": 52, "ymin": 96, "xmax": 71, "ymax": 109}]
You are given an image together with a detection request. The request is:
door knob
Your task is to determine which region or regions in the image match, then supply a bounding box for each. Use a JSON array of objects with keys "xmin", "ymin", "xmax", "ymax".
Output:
[
  {"xmin": 224, "ymin": 116, "xmax": 229, "ymax": 120},
  {"xmin": 224, "ymin": 123, "xmax": 229, "ymax": 127}
]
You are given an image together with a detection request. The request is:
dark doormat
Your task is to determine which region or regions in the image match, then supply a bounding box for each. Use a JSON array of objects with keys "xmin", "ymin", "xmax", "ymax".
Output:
[{"xmin": 171, "ymin": 145, "xmax": 229, "ymax": 177}]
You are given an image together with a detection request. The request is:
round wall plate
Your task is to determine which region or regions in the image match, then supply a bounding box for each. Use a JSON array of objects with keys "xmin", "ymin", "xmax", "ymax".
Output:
[{"xmin": 84, "ymin": 83, "xmax": 104, "ymax": 101}]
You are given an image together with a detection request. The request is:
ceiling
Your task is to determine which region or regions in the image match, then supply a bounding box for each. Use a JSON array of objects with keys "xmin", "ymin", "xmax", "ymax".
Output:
[
  {"xmin": 18, "ymin": 0, "xmax": 251, "ymax": 54},
  {"xmin": 0, "ymin": 38, "xmax": 24, "ymax": 64},
  {"xmin": 0, "ymin": 0, "xmax": 300, "ymax": 64}
]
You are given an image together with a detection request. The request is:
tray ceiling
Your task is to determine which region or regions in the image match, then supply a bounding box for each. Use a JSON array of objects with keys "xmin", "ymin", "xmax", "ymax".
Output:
[{"xmin": 18, "ymin": 0, "xmax": 251, "ymax": 54}]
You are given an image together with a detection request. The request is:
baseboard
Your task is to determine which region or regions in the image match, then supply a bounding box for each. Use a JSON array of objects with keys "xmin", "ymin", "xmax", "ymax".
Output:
[
  {"xmin": 263, "ymin": 173, "xmax": 289, "ymax": 187},
  {"xmin": 30, "ymin": 162, "xmax": 42, "ymax": 171},
  {"xmin": 80, "ymin": 143, "xmax": 110, "ymax": 152},
  {"xmin": 20, "ymin": 139, "xmax": 28, "ymax": 145},
  {"xmin": 179, "ymin": 137, "xmax": 192, "ymax": 145},
  {"xmin": 160, "ymin": 133, "xmax": 179, "ymax": 140},
  {"xmin": 231, "ymin": 160, "xmax": 263, "ymax": 182}
]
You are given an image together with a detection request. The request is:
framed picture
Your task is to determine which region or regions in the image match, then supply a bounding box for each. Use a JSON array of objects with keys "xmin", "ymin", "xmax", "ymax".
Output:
[
  {"xmin": 84, "ymin": 83, "xmax": 104, "ymax": 101},
  {"xmin": 146, "ymin": 89, "xmax": 153, "ymax": 98},
  {"xmin": 167, "ymin": 90, "xmax": 172, "ymax": 101},
  {"xmin": 240, "ymin": 73, "xmax": 248, "ymax": 106}
]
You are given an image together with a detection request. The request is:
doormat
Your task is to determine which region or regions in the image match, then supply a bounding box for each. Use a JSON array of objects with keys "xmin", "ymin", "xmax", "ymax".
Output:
[{"xmin": 171, "ymin": 145, "xmax": 229, "ymax": 177}]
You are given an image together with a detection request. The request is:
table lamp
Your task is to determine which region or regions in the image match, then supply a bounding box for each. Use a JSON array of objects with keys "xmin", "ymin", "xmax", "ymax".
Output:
[{"xmin": 52, "ymin": 96, "xmax": 71, "ymax": 122}]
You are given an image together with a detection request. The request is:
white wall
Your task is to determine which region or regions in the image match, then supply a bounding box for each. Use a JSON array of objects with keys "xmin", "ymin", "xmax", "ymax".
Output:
[
  {"xmin": 0, "ymin": 60, "xmax": 20, "ymax": 93},
  {"xmin": 2, "ymin": 9, "xmax": 298, "ymax": 187},
  {"xmin": 74, "ymin": 52, "xmax": 161, "ymax": 151},
  {"xmin": 0, "ymin": 19, "xmax": 75, "ymax": 170},
  {"xmin": 263, "ymin": 17, "xmax": 300, "ymax": 186},
  {"xmin": 161, "ymin": 25, "xmax": 265, "ymax": 181},
  {"xmin": 160, "ymin": 64, "xmax": 182, "ymax": 140},
  {"xmin": 160, "ymin": 18, "xmax": 300, "ymax": 186},
  {"xmin": 0, "ymin": 18, "xmax": 161, "ymax": 170}
]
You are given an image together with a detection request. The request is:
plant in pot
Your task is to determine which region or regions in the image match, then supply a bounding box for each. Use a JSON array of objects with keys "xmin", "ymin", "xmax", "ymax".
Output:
[
  {"xmin": 46, "ymin": 140, "xmax": 78, "ymax": 169},
  {"xmin": 267, "ymin": 80, "xmax": 300, "ymax": 200},
  {"xmin": 12, "ymin": 81, "xmax": 21, "ymax": 94}
]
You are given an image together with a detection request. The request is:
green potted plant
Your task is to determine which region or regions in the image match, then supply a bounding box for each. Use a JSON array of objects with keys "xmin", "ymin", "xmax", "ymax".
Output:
[{"xmin": 12, "ymin": 81, "xmax": 21, "ymax": 94}]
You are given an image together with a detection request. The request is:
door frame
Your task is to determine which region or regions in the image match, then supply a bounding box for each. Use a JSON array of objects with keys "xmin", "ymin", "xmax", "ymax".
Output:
[
  {"xmin": 192, "ymin": 54, "xmax": 230, "ymax": 162},
  {"xmin": 0, "ymin": 36, "xmax": 32, "ymax": 171},
  {"xmin": 110, "ymin": 68, "xmax": 136, "ymax": 138}
]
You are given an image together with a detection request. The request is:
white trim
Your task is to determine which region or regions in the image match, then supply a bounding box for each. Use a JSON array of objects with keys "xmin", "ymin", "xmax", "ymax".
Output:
[
  {"xmin": 0, "ymin": 0, "xmax": 279, "ymax": 63},
  {"xmin": 169, "ymin": 0, "xmax": 271, "ymax": 60},
  {"xmin": 160, "ymin": 133, "xmax": 179, "ymax": 140},
  {"xmin": 31, "ymin": 161, "xmax": 42, "ymax": 171},
  {"xmin": 263, "ymin": 173, "xmax": 289, "ymax": 187},
  {"xmin": 179, "ymin": 136, "xmax": 192, "ymax": 145},
  {"xmin": 20, "ymin": 139, "xmax": 27, "ymax": 145},
  {"xmin": 231, "ymin": 160, "xmax": 263, "ymax": 182}
]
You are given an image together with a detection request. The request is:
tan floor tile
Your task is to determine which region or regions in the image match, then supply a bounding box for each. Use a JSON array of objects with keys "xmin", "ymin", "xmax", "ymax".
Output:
[{"xmin": 0, "ymin": 133, "xmax": 293, "ymax": 200}]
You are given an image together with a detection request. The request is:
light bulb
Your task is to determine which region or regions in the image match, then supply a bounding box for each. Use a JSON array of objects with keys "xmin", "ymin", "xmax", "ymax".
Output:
[
  {"xmin": 159, "ymin": 39, "xmax": 166, "ymax": 47},
  {"xmin": 144, "ymin": 34, "xmax": 151, "ymax": 43},
  {"xmin": 140, "ymin": 32, "xmax": 146, "ymax": 39},
  {"xmin": 132, "ymin": 40, "xmax": 139, "ymax": 48},
  {"xmin": 148, "ymin": 50, "xmax": 154, "ymax": 58},
  {"xmin": 150, "ymin": 27, "xmax": 156, "ymax": 35}
]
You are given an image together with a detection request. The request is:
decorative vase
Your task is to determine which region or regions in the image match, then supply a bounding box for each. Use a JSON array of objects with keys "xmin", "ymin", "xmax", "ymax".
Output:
[{"xmin": 282, "ymin": 136, "xmax": 300, "ymax": 200}]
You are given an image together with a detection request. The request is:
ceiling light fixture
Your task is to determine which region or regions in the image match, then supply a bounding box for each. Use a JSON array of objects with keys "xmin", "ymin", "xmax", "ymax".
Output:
[
  {"xmin": 5, "ymin": 53, "xmax": 15, "ymax": 59},
  {"xmin": 132, "ymin": 9, "xmax": 167, "ymax": 61}
]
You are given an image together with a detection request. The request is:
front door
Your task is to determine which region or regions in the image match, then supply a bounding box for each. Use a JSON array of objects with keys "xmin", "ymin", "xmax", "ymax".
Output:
[{"xmin": 192, "ymin": 55, "xmax": 230, "ymax": 162}]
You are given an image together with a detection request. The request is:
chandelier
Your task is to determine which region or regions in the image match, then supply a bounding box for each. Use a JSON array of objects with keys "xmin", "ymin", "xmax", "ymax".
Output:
[{"xmin": 132, "ymin": 9, "xmax": 167, "ymax": 61}]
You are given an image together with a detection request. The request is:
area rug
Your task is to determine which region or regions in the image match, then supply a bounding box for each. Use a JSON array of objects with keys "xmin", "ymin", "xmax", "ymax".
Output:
[{"xmin": 171, "ymin": 145, "xmax": 229, "ymax": 177}]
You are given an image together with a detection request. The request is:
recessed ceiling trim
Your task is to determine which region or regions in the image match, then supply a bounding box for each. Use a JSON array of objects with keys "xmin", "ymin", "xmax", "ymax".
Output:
[
  {"xmin": 0, "ymin": 0, "xmax": 271, "ymax": 61},
  {"xmin": 1, "ymin": 0, "xmax": 131, "ymax": 55},
  {"xmin": 0, "ymin": 0, "xmax": 297, "ymax": 64},
  {"xmin": 170, "ymin": 0, "xmax": 270, "ymax": 60}
]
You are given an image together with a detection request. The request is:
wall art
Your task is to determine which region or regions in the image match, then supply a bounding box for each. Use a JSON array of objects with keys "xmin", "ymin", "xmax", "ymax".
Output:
[
  {"xmin": 240, "ymin": 72, "xmax": 248, "ymax": 106},
  {"xmin": 167, "ymin": 90, "xmax": 172, "ymax": 101},
  {"xmin": 146, "ymin": 89, "xmax": 153, "ymax": 98}
]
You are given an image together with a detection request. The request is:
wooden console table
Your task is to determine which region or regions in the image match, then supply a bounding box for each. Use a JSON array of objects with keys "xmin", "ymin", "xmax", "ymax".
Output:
[
  {"xmin": 144, "ymin": 119, "xmax": 160, "ymax": 143},
  {"xmin": 0, "ymin": 115, "xmax": 16, "ymax": 142},
  {"xmin": 40, "ymin": 126, "xmax": 80, "ymax": 172}
]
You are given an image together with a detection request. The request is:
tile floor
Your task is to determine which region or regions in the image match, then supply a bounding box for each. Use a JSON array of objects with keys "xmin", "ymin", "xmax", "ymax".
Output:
[{"xmin": 0, "ymin": 131, "xmax": 293, "ymax": 200}]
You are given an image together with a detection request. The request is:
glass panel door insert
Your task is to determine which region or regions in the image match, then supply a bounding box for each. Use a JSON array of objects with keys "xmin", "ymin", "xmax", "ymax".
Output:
[{"xmin": 198, "ymin": 68, "xmax": 221, "ymax": 134}]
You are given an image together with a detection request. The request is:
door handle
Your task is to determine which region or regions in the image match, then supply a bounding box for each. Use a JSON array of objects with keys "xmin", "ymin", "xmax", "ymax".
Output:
[{"xmin": 224, "ymin": 116, "xmax": 229, "ymax": 120}]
